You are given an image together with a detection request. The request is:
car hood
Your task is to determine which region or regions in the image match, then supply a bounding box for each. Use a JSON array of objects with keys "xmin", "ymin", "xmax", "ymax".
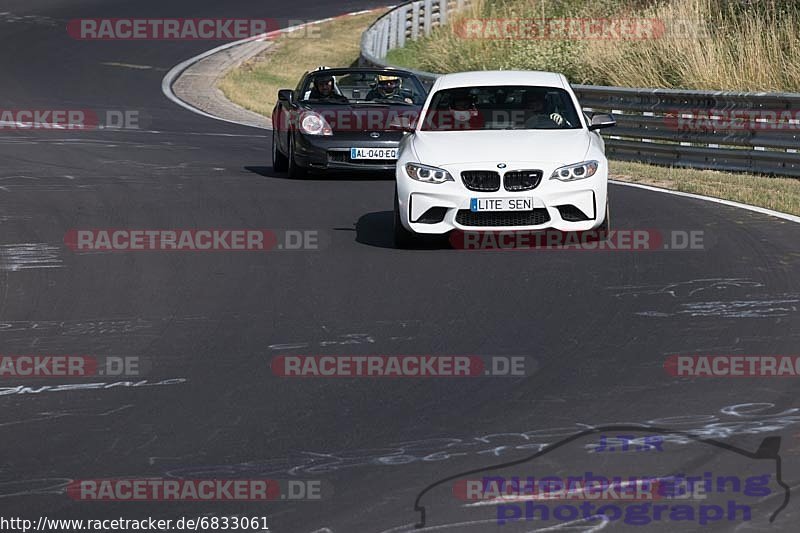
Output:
[
  {"xmin": 301, "ymin": 104, "xmax": 421, "ymax": 133},
  {"xmin": 410, "ymin": 129, "xmax": 592, "ymax": 166}
]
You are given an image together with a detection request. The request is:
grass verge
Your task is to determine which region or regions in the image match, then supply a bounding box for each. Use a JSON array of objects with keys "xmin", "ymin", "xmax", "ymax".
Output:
[
  {"xmin": 218, "ymin": 10, "xmax": 387, "ymax": 117},
  {"xmin": 610, "ymin": 161, "xmax": 800, "ymax": 216}
]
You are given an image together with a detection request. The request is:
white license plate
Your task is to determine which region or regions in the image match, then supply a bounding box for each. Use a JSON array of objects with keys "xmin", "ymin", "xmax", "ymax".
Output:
[
  {"xmin": 470, "ymin": 197, "xmax": 533, "ymax": 212},
  {"xmin": 350, "ymin": 147, "xmax": 397, "ymax": 160}
]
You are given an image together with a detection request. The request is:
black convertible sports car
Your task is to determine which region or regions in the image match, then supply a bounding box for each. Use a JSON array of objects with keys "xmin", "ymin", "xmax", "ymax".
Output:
[{"xmin": 271, "ymin": 67, "xmax": 427, "ymax": 177}]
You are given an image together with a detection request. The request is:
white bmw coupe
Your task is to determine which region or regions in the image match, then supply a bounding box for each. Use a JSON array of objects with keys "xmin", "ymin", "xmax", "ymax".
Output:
[{"xmin": 394, "ymin": 70, "xmax": 616, "ymax": 247}]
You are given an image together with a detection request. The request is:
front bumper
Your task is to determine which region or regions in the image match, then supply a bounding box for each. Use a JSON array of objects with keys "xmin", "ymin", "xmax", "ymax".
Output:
[
  {"xmin": 293, "ymin": 132, "xmax": 403, "ymax": 171},
  {"xmin": 396, "ymin": 163, "xmax": 608, "ymax": 234}
]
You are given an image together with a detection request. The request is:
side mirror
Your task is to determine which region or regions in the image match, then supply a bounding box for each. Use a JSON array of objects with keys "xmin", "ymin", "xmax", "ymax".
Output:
[
  {"xmin": 277, "ymin": 89, "xmax": 294, "ymax": 105},
  {"xmin": 588, "ymin": 113, "xmax": 616, "ymax": 131}
]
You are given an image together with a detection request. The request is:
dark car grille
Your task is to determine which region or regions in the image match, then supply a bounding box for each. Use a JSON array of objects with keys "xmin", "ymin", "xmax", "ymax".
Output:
[
  {"xmin": 504, "ymin": 170, "xmax": 543, "ymax": 191},
  {"xmin": 455, "ymin": 209, "xmax": 551, "ymax": 227},
  {"xmin": 327, "ymin": 150, "xmax": 395, "ymax": 165},
  {"xmin": 461, "ymin": 171, "xmax": 500, "ymax": 192},
  {"xmin": 556, "ymin": 205, "xmax": 591, "ymax": 222}
]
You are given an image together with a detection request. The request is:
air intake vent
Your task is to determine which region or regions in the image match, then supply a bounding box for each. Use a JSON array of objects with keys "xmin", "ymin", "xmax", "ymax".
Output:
[
  {"xmin": 556, "ymin": 205, "xmax": 590, "ymax": 221},
  {"xmin": 455, "ymin": 208, "xmax": 550, "ymax": 227},
  {"xmin": 415, "ymin": 207, "xmax": 448, "ymax": 224}
]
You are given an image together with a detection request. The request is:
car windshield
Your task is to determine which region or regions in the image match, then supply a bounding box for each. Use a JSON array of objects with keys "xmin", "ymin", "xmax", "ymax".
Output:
[
  {"xmin": 420, "ymin": 85, "xmax": 582, "ymax": 131},
  {"xmin": 299, "ymin": 70, "xmax": 426, "ymax": 105}
]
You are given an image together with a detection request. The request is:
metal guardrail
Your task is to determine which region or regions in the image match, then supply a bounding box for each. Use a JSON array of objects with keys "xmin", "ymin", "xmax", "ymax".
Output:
[
  {"xmin": 360, "ymin": 0, "xmax": 471, "ymax": 88},
  {"xmin": 572, "ymin": 86, "xmax": 800, "ymax": 177},
  {"xmin": 360, "ymin": 1, "xmax": 800, "ymax": 177}
]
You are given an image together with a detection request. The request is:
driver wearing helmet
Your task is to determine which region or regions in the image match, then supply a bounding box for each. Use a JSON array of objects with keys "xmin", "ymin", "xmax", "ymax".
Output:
[
  {"xmin": 308, "ymin": 74, "xmax": 348, "ymax": 102},
  {"xmin": 366, "ymin": 74, "xmax": 414, "ymax": 103}
]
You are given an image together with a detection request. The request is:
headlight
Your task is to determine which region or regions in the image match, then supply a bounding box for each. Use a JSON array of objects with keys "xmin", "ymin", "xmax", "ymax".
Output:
[
  {"xmin": 405, "ymin": 163, "xmax": 454, "ymax": 184},
  {"xmin": 550, "ymin": 160, "xmax": 599, "ymax": 181},
  {"xmin": 300, "ymin": 112, "xmax": 332, "ymax": 136}
]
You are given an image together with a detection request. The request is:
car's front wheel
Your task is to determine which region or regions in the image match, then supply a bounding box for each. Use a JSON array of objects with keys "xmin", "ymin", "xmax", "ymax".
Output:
[
  {"xmin": 393, "ymin": 190, "xmax": 421, "ymax": 249},
  {"xmin": 272, "ymin": 133, "xmax": 288, "ymax": 172},
  {"xmin": 287, "ymin": 135, "xmax": 307, "ymax": 179}
]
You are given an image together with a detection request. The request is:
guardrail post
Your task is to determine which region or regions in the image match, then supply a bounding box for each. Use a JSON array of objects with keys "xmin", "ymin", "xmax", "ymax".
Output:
[
  {"xmin": 389, "ymin": 11, "xmax": 398, "ymax": 50},
  {"xmin": 379, "ymin": 21, "xmax": 388, "ymax": 58},
  {"xmin": 424, "ymin": 0, "xmax": 433, "ymax": 36},
  {"xmin": 411, "ymin": 2, "xmax": 420, "ymax": 40},
  {"xmin": 397, "ymin": 5, "xmax": 409, "ymax": 47},
  {"xmin": 440, "ymin": 0, "xmax": 448, "ymax": 27},
  {"xmin": 365, "ymin": 32, "xmax": 374, "ymax": 58}
]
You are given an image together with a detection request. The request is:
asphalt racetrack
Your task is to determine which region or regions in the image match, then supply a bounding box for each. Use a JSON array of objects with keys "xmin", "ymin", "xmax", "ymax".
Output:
[{"xmin": 0, "ymin": 1, "xmax": 799, "ymax": 531}]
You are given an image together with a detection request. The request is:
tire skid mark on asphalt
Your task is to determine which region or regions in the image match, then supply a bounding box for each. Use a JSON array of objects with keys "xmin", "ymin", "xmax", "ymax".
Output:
[
  {"xmin": 606, "ymin": 278, "xmax": 799, "ymax": 318},
  {"xmin": 665, "ymin": 297, "xmax": 800, "ymax": 318},
  {"xmin": 0, "ymin": 243, "xmax": 62, "ymax": 270},
  {"xmin": 0, "ymin": 315, "xmax": 212, "ymax": 336},
  {"xmin": 155, "ymin": 404, "xmax": 800, "ymax": 481},
  {"xmin": 0, "ymin": 12, "xmax": 59, "ymax": 27},
  {"xmin": 607, "ymin": 278, "xmax": 765, "ymax": 298},
  {"xmin": 0, "ymin": 404, "xmax": 133, "ymax": 428},
  {"xmin": 266, "ymin": 320, "xmax": 472, "ymax": 351},
  {"xmin": 633, "ymin": 295, "xmax": 800, "ymax": 319},
  {"xmin": 355, "ymin": 515, "xmax": 609, "ymax": 532},
  {"xmin": 0, "ymin": 377, "xmax": 187, "ymax": 397}
]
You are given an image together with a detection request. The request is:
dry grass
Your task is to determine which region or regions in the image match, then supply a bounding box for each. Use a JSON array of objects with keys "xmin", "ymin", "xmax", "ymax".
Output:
[
  {"xmin": 610, "ymin": 161, "xmax": 800, "ymax": 215},
  {"xmin": 388, "ymin": 0, "xmax": 800, "ymax": 92},
  {"xmin": 218, "ymin": 10, "xmax": 387, "ymax": 117},
  {"xmin": 588, "ymin": 0, "xmax": 800, "ymax": 90}
]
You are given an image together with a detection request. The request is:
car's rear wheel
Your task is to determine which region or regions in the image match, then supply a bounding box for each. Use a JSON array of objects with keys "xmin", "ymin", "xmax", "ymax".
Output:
[
  {"xmin": 287, "ymin": 136, "xmax": 307, "ymax": 178},
  {"xmin": 394, "ymin": 190, "xmax": 420, "ymax": 249},
  {"xmin": 272, "ymin": 133, "xmax": 288, "ymax": 172}
]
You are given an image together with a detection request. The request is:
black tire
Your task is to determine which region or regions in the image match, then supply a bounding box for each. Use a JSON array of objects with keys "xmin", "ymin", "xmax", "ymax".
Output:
[
  {"xmin": 287, "ymin": 135, "xmax": 307, "ymax": 179},
  {"xmin": 393, "ymin": 191, "xmax": 419, "ymax": 249},
  {"xmin": 272, "ymin": 132, "xmax": 288, "ymax": 172}
]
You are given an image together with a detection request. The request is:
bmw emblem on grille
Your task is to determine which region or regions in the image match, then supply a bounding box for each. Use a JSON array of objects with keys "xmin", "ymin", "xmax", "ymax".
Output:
[
  {"xmin": 370, "ymin": 132, "xmax": 381, "ymax": 138},
  {"xmin": 497, "ymin": 163, "xmax": 507, "ymax": 169}
]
